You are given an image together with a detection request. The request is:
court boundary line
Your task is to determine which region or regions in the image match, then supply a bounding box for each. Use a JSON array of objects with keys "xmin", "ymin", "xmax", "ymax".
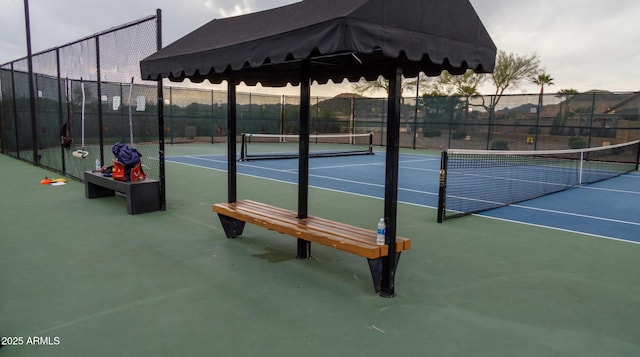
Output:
[
  {"xmin": 165, "ymin": 154, "xmax": 639, "ymax": 244},
  {"xmin": 509, "ymin": 204, "xmax": 640, "ymax": 227},
  {"xmin": 481, "ymin": 215, "xmax": 640, "ymax": 245}
]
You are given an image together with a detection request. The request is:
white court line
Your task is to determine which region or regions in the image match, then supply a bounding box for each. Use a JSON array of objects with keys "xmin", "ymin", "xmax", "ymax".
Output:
[
  {"xmin": 167, "ymin": 155, "xmax": 637, "ymax": 243},
  {"xmin": 307, "ymin": 172, "xmax": 438, "ymax": 196},
  {"xmin": 508, "ymin": 204, "xmax": 640, "ymax": 227},
  {"xmin": 480, "ymin": 215, "xmax": 640, "ymax": 245},
  {"xmin": 580, "ymin": 186, "xmax": 640, "ymax": 195},
  {"xmin": 168, "ymin": 155, "xmax": 437, "ymax": 196}
]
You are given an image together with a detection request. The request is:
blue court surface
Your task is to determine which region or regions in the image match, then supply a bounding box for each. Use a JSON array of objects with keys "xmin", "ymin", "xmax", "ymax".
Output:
[{"xmin": 167, "ymin": 152, "xmax": 640, "ymax": 244}]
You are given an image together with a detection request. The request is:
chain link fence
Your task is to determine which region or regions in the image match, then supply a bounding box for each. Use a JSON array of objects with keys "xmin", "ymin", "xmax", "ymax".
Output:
[
  {"xmin": 0, "ymin": 12, "xmax": 162, "ymax": 193},
  {"xmin": 154, "ymin": 88, "xmax": 640, "ymax": 152},
  {"xmin": 2, "ymin": 11, "xmax": 639, "ymax": 191}
]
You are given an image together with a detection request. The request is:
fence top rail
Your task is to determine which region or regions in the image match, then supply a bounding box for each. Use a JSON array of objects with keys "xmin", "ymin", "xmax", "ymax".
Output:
[{"xmin": 0, "ymin": 13, "xmax": 157, "ymax": 68}]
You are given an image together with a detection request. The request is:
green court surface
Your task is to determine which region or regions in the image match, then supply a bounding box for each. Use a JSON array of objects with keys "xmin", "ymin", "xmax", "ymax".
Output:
[{"xmin": 1, "ymin": 145, "xmax": 639, "ymax": 356}]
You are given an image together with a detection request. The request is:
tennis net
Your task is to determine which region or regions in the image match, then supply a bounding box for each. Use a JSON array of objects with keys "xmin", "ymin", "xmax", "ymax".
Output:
[
  {"xmin": 240, "ymin": 132, "xmax": 374, "ymax": 161},
  {"xmin": 437, "ymin": 140, "xmax": 640, "ymax": 222}
]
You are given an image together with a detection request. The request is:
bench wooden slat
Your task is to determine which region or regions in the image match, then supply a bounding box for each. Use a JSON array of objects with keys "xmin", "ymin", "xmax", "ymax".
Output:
[
  {"xmin": 214, "ymin": 202, "xmax": 384, "ymax": 258},
  {"xmin": 241, "ymin": 200, "xmax": 410, "ymax": 251},
  {"xmin": 213, "ymin": 200, "xmax": 411, "ymax": 259},
  {"xmin": 230, "ymin": 200, "xmax": 410, "ymax": 252},
  {"xmin": 228, "ymin": 200, "xmax": 411, "ymax": 250}
]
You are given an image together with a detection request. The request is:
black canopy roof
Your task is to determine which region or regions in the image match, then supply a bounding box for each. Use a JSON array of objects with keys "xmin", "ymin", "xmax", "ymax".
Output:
[
  {"xmin": 140, "ymin": 0, "xmax": 496, "ymax": 297},
  {"xmin": 140, "ymin": 0, "xmax": 496, "ymax": 86}
]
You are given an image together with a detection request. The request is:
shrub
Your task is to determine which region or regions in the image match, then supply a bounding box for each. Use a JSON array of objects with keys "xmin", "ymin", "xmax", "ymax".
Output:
[
  {"xmin": 451, "ymin": 130, "xmax": 467, "ymax": 140},
  {"xmin": 490, "ymin": 140, "xmax": 509, "ymax": 150},
  {"xmin": 422, "ymin": 128, "xmax": 441, "ymax": 137},
  {"xmin": 568, "ymin": 137, "xmax": 587, "ymax": 149}
]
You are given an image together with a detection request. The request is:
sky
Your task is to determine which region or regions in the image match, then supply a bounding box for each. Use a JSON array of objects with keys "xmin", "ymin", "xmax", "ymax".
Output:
[{"xmin": 1, "ymin": 0, "xmax": 639, "ymax": 97}]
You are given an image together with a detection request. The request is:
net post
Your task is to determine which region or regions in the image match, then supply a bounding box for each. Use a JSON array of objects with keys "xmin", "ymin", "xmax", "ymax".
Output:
[
  {"xmin": 437, "ymin": 150, "xmax": 448, "ymax": 223},
  {"xmin": 368, "ymin": 132, "xmax": 373, "ymax": 154},
  {"xmin": 578, "ymin": 150, "xmax": 584, "ymax": 185},
  {"xmin": 240, "ymin": 133, "xmax": 247, "ymax": 161},
  {"xmin": 634, "ymin": 140, "xmax": 640, "ymax": 171}
]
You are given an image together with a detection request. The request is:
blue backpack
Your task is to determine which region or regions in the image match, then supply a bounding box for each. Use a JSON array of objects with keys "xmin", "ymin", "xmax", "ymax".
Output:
[{"xmin": 111, "ymin": 142, "xmax": 144, "ymax": 181}]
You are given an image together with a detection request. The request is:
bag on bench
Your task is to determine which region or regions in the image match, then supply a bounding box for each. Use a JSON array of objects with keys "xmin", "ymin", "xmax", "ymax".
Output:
[{"xmin": 112, "ymin": 142, "xmax": 145, "ymax": 182}]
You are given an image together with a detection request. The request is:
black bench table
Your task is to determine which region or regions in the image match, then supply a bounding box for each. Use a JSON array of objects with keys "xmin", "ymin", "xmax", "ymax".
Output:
[{"xmin": 84, "ymin": 171, "xmax": 160, "ymax": 215}]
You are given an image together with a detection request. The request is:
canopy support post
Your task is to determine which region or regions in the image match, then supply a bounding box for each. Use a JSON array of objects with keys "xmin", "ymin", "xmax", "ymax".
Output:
[
  {"xmin": 297, "ymin": 60, "xmax": 311, "ymax": 259},
  {"xmin": 227, "ymin": 78, "xmax": 237, "ymax": 203},
  {"xmin": 380, "ymin": 63, "xmax": 402, "ymax": 298}
]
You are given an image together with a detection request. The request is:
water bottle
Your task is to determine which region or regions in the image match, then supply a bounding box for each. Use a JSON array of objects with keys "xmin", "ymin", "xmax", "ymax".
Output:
[
  {"xmin": 376, "ymin": 218, "xmax": 386, "ymax": 245},
  {"xmin": 95, "ymin": 159, "xmax": 101, "ymax": 172}
]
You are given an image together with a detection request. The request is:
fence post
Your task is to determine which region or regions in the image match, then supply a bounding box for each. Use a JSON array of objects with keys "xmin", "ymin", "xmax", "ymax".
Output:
[
  {"xmin": 280, "ymin": 95, "xmax": 285, "ymax": 135},
  {"xmin": 587, "ymin": 92, "xmax": 596, "ymax": 147},
  {"xmin": 95, "ymin": 35, "xmax": 105, "ymax": 166},
  {"xmin": 214, "ymin": 89, "xmax": 216, "ymax": 144},
  {"xmin": 447, "ymin": 96, "xmax": 455, "ymax": 149},
  {"xmin": 24, "ymin": 0, "xmax": 39, "ymax": 164},
  {"xmin": 55, "ymin": 48, "xmax": 66, "ymax": 173},
  {"xmin": 156, "ymin": 8, "xmax": 166, "ymax": 211},
  {"xmin": 380, "ymin": 98, "xmax": 386, "ymax": 146},
  {"xmin": 412, "ymin": 77, "xmax": 419, "ymax": 149},
  {"xmin": 169, "ymin": 86, "xmax": 173, "ymax": 145},
  {"xmin": 10, "ymin": 63, "xmax": 20, "ymax": 158}
]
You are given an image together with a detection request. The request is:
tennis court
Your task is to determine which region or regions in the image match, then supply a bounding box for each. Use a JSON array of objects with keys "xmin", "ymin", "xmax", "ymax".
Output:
[
  {"xmin": 167, "ymin": 149, "xmax": 640, "ymax": 244},
  {"xmin": 2, "ymin": 146, "xmax": 640, "ymax": 356}
]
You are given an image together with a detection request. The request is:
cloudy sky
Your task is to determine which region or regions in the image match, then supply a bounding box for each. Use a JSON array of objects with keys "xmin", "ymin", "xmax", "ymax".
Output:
[{"xmin": 1, "ymin": 0, "xmax": 639, "ymax": 96}]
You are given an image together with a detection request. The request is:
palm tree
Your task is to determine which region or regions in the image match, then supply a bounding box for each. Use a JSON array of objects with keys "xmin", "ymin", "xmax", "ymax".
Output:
[
  {"xmin": 533, "ymin": 72, "xmax": 554, "ymax": 107},
  {"xmin": 552, "ymin": 88, "xmax": 579, "ymax": 135}
]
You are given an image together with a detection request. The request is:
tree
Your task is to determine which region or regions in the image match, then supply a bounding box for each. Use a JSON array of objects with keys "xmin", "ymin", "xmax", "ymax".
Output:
[
  {"xmin": 533, "ymin": 72, "xmax": 554, "ymax": 107},
  {"xmin": 351, "ymin": 75, "xmax": 421, "ymax": 97},
  {"xmin": 533, "ymin": 73, "xmax": 554, "ymax": 96},
  {"xmin": 488, "ymin": 50, "xmax": 541, "ymax": 111},
  {"xmin": 436, "ymin": 69, "xmax": 486, "ymax": 96},
  {"xmin": 551, "ymin": 88, "xmax": 579, "ymax": 135}
]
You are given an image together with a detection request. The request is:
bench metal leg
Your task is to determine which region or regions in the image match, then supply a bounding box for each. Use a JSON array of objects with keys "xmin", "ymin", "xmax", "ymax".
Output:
[
  {"xmin": 217, "ymin": 214, "xmax": 246, "ymax": 238},
  {"xmin": 296, "ymin": 239, "xmax": 311, "ymax": 259},
  {"xmin": 367, "ymin": 252, "xmax": 402, "ymax": 295}
]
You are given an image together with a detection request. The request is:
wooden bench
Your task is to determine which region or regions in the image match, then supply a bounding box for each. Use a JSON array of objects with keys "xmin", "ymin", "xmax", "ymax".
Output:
[
  {"xmin": 84, "ymin": 171, "xmax": 160, "ymax": 215},
  {"xmin": 213, "ymin": 199, "xmax": 411, "ymax": 292}
]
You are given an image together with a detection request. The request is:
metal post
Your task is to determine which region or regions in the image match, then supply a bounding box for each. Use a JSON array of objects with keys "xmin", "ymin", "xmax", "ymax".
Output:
[
  {"xmin": 156, "ymin": 9, "xmax": 166, "ymax": 210},
  {"xmin": 437, "ymin": 151, "xmax": 448, "ymax": 223},
  {"xmin": 169, "ymin": 86, "xmax": 174, "ymax": 145},
  {"xmin": 23, "ymin": 0, "xmax": 38, "ymax": 164},
  {"xmin": 297, "ymin": 60, "xmax": 311, "ymax": 259},
  {"xmin": 227, "ymin": 78, "xmax": 238, "ymax": 203},
  {"xmin": 280, "ymin": 95, "xmax": 285, "ymax": 136},
  {"xmin": 587, "ymin": 92, "xmax": 596, "ymax": 148},
  {"xmin": 55, "ymin": 48, "xmax": 65, "ymax": 173},
  {"xmin": 534, "ymin": 93, "xmax": 542, "ymax": 150},
  {"xmin": 95, "ymin": 35, "xmax": 104, "ymax": 166},
  {"xmin": 10, "ymin": 63, "xmax": 20, "ymax": 157},
  {"xmin": 211, "ymin": 89, "xmax": 215, "ymax": 144},
  {"xmin": 412, "ymin": 74, "xmax": 419, "ymax": 149},
  {"xmin": 380, "ymin": 63, "xmax": 402, "ymax": 298}
]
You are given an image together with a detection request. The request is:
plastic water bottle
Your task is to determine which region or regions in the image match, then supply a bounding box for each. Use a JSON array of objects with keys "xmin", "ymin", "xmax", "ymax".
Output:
[
  {"xmin": 376, "ymin": 218, "xmax": 386, "ymax": 245},
  {"xmin": 95, "ymin": 159, "xmax": 101, "ymax": 172}
]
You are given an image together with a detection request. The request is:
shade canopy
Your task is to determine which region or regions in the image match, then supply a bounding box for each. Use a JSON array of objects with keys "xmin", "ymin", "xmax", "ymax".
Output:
[{"xmin": 140, "ymin": 0, "xmax": 496, "ymax": 86}]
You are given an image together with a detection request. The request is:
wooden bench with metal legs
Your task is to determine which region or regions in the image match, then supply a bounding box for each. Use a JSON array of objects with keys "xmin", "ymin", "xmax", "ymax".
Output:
[{"xmin": 213, "ymin": 199, "xmax": 411, "ymax": 292}]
